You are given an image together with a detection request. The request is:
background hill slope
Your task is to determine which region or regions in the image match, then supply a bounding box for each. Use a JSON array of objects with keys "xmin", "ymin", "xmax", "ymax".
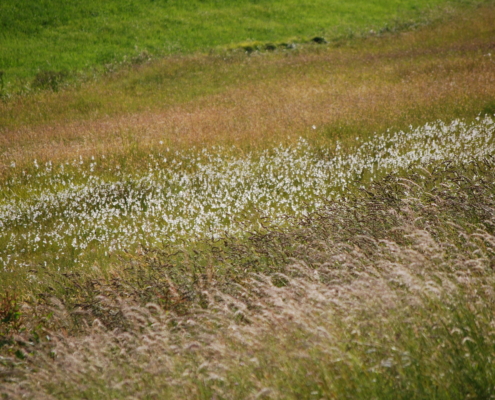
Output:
[{"xmin": 1, "ymin": 0, "xmax": 456, "ymax": 83}]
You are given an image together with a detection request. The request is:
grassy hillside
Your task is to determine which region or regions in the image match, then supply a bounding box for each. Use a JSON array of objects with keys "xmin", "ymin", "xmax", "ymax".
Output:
[
  {"xmin": 1, "ymin": 2, "xmax": 494, "ymax": 293},
  {"xmin": 1, "ymin": 3, "xmax": 495, "ymax": 172},
  {"xmin": 0, "ymin": 0, "xmax": 464, "ymax": 86},
  {"xmin": 1, "ymin": 1, "xmax": 495, "ymax": 398}
]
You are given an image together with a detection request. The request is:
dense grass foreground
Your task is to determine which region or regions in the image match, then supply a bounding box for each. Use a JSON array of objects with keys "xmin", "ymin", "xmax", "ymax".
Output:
[
  {"xmin": 1, "ymin": 0, "xmax": 455, "ymax": 85},
  {"xmin": 1, "ymin": 158, "xmax": 495, "ymax": 399}
]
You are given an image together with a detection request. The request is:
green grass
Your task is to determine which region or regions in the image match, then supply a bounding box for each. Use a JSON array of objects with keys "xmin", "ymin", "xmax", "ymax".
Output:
[
  {"xmin": 1, "ymin": 1, "xmax": 495, "ymax": 398},
  {"xmin": 0, "ymin": 0, "xmax": 463, "ymax": 87}
]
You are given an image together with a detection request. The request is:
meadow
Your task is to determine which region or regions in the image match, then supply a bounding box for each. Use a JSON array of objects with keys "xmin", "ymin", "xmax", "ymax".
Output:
[
  {"xmin": 1, "ymin": 0, "xmax": 455, "ymax": 86},
  {"xmin": 1, "ymin": 1, "xmax": 495, "ymax": 399}
]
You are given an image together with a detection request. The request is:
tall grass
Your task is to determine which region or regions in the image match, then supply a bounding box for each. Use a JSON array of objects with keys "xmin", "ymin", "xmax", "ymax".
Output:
[
  {"xmin": 1, "ymin": 116, "xmax": 493, "ymax": 295},
  {"xmin": 1, "ymin": 2, "xmax": 495, "ymax": 397},
  {"xmin": 2, "ymin": 156, "xmax": 495, "ymax": 399}
]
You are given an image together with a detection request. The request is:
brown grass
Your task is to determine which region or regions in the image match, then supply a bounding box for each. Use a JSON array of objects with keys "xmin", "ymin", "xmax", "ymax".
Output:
[{"xmin": 1, "ymin": 4, "xmax": 495, "ymax": 175}]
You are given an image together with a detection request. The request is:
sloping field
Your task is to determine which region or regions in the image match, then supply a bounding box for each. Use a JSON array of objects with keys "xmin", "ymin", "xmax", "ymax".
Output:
[
  {"xmin": 1, "ymin": 3, "xmax": 495, "ymax": 171},
  {"xmin": 1, "ymin": 2, "xmax": 495, "ymax": 399},
  {"xmin": 1, "ymin": 0, "xmax": 455, "ymax": 83}
]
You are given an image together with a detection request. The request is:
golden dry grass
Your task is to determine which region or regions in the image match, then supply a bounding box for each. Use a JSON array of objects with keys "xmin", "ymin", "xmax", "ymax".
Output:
[{"xmin": 1, "ymin": 4, "xmax": 494, "ymax": 174}]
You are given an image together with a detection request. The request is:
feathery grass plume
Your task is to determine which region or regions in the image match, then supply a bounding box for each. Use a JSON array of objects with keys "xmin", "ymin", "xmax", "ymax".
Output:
[{"xmin": 2, "ymin": 157, "xmax": 495, "ymax": 399}]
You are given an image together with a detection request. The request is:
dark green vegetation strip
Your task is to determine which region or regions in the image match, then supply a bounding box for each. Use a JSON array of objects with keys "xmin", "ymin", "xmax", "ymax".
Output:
[{"xmin": 0, "ymin": 0, "xmax": 462, "ymax": 84}]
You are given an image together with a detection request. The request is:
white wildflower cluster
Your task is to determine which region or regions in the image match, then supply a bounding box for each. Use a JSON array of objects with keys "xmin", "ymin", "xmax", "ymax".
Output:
[{"xmin": 0, "ymin": 116, "xmax": 494, "ymax": 272}]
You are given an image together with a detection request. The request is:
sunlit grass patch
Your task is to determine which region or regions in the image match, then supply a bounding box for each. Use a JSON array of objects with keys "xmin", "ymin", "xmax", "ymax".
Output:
[
  {"xmin": 0, "ymin": 0, "xmax": 460, "ymax": 87},
  {"xmin": 2, "ymin": 3, "xmax": 495, "ymax": 171}
]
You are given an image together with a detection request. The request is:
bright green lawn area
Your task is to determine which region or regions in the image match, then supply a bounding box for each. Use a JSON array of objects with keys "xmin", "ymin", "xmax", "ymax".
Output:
[{"xmin": 1, "ymin": 0, "xmax": 455, "ymax": 84}]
